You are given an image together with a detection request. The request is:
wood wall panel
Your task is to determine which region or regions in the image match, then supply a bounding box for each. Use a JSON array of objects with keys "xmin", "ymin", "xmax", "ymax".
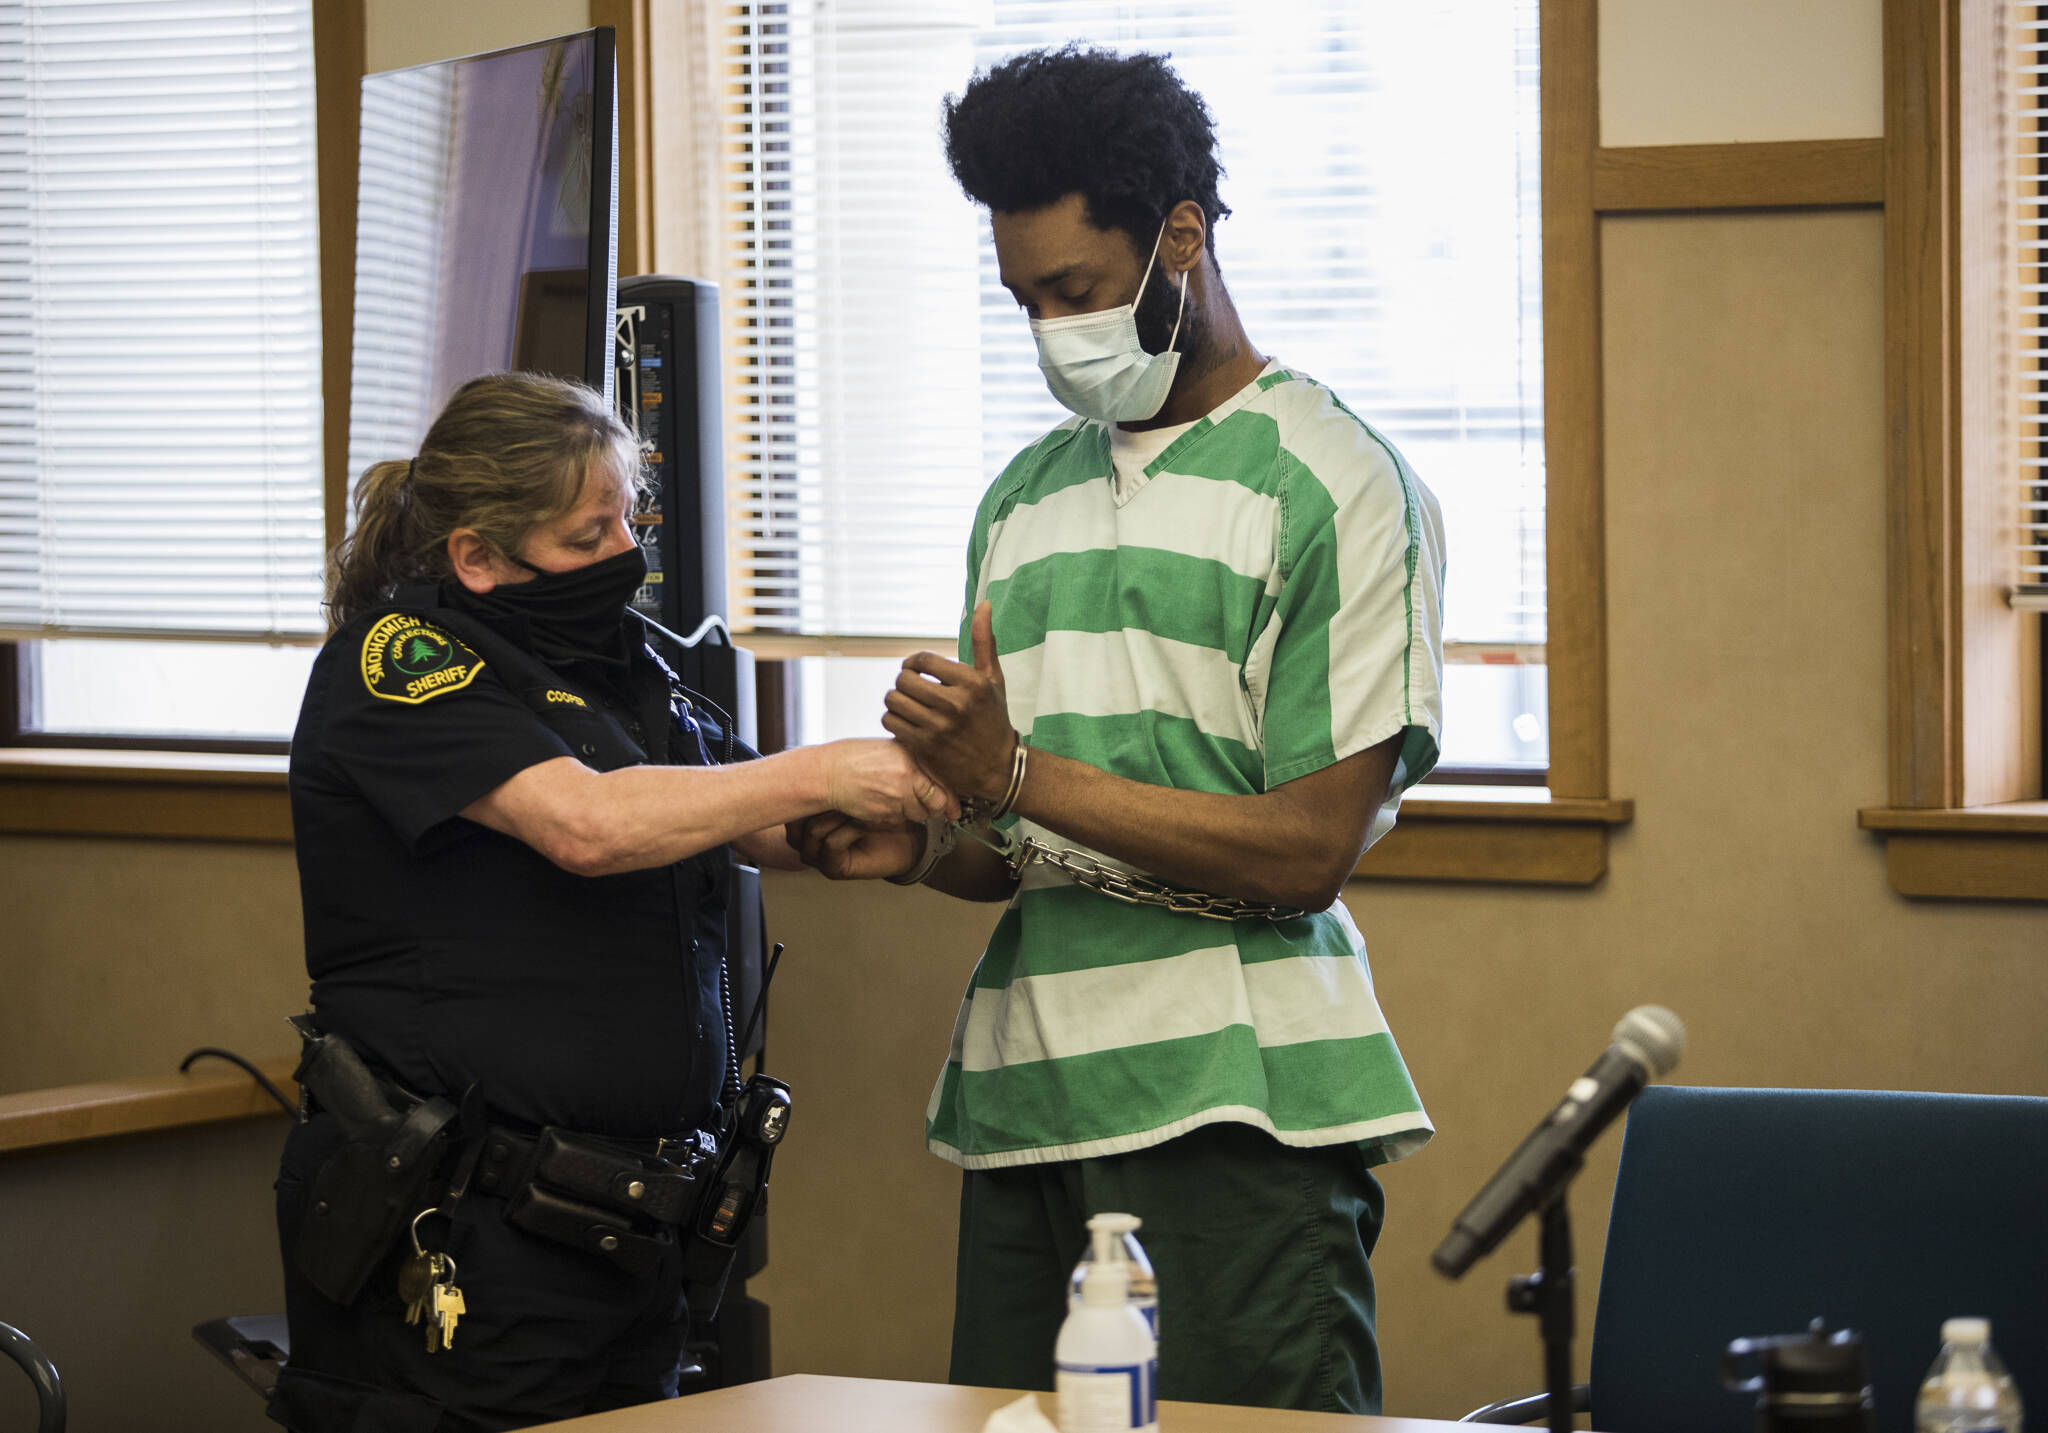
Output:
[
  {"xmin": 1541, "ymin": 0, "xmax": 1611, "ymax": 800},
  {"xmin": 313, "ymin": 1, "xmax": 366, "ymax": 552},
  {"xmin": 1883, "ymin": 0, "xmax": 1959, "ymax": 807},
  {"xmin": 592, "ymin": 0, "xmax": 653, "ymax": 276},
  {"xmin": 1594, "ymin": 138, "xmax": 1884, "ymax": 211},
  {"xmin": 1885, "ymin": 832, "xmax": 2048, "ymax": 898}
]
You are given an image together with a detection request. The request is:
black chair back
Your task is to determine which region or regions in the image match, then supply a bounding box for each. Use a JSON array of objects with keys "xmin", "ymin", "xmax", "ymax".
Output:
[{"xmin": 1591, "ymin": 1086, "xmax": 2048, "ymax": 1433}]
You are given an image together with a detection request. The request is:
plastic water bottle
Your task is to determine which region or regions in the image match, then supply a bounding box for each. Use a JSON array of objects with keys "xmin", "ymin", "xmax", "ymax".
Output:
[
  {"xmin": 1916, "ymin": 1318, "xmax": 2024, "ymax": 1433},
  {"xmin": 1068, "ymin": 1212, "xmax": 1158, "ymax": 1338},
  {"xmin": 1055, "ymin": 1225, "xmax": 1157, "ymax": 1433}
]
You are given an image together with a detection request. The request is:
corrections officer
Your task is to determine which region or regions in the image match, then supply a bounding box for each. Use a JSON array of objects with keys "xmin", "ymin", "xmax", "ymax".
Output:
[{"xmin": 274, "ymin": 372, "xmax": 953, "ymax": 1431}]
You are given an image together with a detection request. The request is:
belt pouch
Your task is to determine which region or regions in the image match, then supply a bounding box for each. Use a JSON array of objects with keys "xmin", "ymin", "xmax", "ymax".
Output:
[
  {"xmin": 682, "ymin": 1229, "xmax": 743, "ymax": 1324},
  {"xmin": 504, "ymin": 1182, "xmax": 670, "ymax": 1277},
  {"xmin": 529, "ymin": 1127, "xmax": 697, "ymax": 1225},
  {"xmin": 292, "ymin": 1098, "xmax": 459, "ymax": 1305}
]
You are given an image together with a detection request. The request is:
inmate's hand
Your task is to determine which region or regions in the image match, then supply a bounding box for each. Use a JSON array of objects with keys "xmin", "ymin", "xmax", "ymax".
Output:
[
  {"xmin": 885, "ymin": 601, "xmax": 1017, "ymax": 803},
  {"xmin": 784, "ymin": 811, "xmax": 923, "ymax": 881},
  {"xmin": 819, "ymin": 737, "xmax": 957, "ymax": 825}
]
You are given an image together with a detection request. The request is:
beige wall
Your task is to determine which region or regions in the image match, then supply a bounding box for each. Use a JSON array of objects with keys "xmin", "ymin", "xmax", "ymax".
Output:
[
  {"xmin": 1600, "ymin": 0, "xmax": 1884, "ymax": 145},
  {"xmin": 363, "ymin": 0, "xmax": 588, "ymax": 73},
  {"xmin": 0, "ymin": 1119, "xmax": 290, "ymax": 1433},
  {"xmin": 0, "ymin": 836, "xmax": 305, "ymax": 1091},
  {"xmin": 4, "ymin": 2, "xmax": 2046, "ymax": 1429}
]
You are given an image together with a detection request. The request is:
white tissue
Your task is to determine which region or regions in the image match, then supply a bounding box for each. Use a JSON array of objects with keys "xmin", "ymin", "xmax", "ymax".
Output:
[{"xmin": 980, "ymin": 1392, "xmax": 1061, "ymax": 1433}]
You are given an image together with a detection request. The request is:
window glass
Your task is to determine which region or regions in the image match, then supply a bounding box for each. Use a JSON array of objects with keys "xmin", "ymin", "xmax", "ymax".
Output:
[
  {"xmin": 30, "ymin": 639, "xmax": 317, "ymax": 741},
  {"xmin": 723, "ymin": 0, "xmax": 1546, "ymax": 771}
]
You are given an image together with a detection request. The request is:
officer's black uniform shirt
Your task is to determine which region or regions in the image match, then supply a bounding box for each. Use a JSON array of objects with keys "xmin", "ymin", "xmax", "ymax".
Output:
[{"xmin": 288, "ymin": 582, "xmax": 758, "ymax": 1138}]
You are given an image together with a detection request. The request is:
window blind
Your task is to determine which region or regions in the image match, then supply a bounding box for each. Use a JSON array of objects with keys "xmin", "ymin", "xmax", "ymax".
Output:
[
  {"xmin": 2017, "ymin": 1, "xmax": 2048, "ymax": 607},
  {"xmin": 720, "ymin": 0, "xmax": 987, "ymax": 635},
  {"xmin": 0, "ymin": 0, "xmax": 324, "ymax": 641},
  {"xmin": 345, "ymin": 64, "xmax": 453, "ymax": 492},
  {"xmin": 719, "ymin": 0, "xmax": 1544, "ymax": 651}
]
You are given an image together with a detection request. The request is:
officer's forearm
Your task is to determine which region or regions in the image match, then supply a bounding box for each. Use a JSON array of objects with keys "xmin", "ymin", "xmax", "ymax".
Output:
[{"xmin": 464, "ymin": 749, "xmax": 838, "ymax": 877}]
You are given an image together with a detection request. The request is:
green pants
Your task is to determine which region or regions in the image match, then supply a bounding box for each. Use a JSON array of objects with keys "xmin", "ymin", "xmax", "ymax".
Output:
[{"xmin": 948, "ymin": 1120, "xmax": 1386, "ymax": 1414}]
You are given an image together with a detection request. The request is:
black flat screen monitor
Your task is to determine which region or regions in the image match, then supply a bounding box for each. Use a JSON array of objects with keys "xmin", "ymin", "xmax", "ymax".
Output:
[{"xmin": 346, "ymin": 28, "xmax": 618, "ymax": 476}]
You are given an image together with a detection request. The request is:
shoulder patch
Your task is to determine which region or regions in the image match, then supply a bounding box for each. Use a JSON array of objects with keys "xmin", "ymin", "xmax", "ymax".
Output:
[{"xmin": 360, "ymin": 614, "xmax": 486, "ymax": 704}]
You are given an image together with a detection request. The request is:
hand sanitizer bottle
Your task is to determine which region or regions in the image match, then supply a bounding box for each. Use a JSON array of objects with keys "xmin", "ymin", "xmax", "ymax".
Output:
[
  {"xmin": 1055, "ymin": 1219, "xmax": 1158, "ymax": 1433},
  {"xmin": 1068, "ymin": 1212, "xmax": 1158, "ymax": 1338}
]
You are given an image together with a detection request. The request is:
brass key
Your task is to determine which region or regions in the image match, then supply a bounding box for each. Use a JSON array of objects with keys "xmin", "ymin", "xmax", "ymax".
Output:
[
  {"xmin": 428, "ymin": 1278, "xmax": 467, "ymax": 1352},
  {"xmin": 397, "ymin": 1250, "xmax": 438, "ymax": 1325}
]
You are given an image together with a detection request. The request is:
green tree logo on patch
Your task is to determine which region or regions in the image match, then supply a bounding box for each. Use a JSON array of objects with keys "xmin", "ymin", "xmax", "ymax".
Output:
[{"xmin": 391, "ymin": 629, "xmax": 452, "ymax": 676}]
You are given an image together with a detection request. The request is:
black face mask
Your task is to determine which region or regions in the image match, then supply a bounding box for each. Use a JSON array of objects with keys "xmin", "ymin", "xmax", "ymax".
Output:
[{"xmin": 457, "ymin": 545, "xmax": 647, "ymax": 671}]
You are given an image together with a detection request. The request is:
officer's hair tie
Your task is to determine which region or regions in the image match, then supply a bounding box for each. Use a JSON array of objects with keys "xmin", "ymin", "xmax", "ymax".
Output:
[{"xmin": 392, "ymin": 458, "xmax": 419, "ymax": 519}]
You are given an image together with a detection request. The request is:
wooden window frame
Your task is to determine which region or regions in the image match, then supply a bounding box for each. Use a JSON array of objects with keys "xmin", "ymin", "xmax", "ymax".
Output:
[
  {"xmin": 24, "ymin": 0, "xmax": 2020, "ymax": 901},
  {"xmin": 0, "ymin": 0, "xmax": 1611, "ymax": 876},
  {"xmin": 0, "ymin": 1, "xmax": 359, "ymax": 841},
  {"xmin": 598, "ymin": 0, "xmax": 1644, "ymax": 886},
  {"xmin": 0, "ymin": 0, "xmax": 356, "ymax": 771},
  {"xmin": 1856, "ymin": 0, "xmax": 2048, "ymax": 900}
]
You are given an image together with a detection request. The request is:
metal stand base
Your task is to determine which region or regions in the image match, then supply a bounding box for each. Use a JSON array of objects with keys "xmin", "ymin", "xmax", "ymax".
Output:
[{"xmin": 1504, "ymin": 1197, "xmax": 1576, "ymax": 1433}]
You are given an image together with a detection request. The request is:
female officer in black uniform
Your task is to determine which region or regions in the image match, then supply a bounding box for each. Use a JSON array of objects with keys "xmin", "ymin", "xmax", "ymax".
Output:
[{"xmin": 272, "ymin": 372, "xmax": 951, "ymax": 1431}]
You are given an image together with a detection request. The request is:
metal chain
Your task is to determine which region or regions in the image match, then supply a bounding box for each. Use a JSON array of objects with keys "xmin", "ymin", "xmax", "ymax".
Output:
[{"xmin": 964, "ymin": 825, "xmax": 1304, "ymax": 923}]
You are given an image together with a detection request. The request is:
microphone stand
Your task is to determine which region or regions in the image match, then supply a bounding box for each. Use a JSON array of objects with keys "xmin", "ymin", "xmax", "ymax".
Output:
[{"xmin": 1504, "ymin": 1194, "xmax": 1575, "ymax": 1433}]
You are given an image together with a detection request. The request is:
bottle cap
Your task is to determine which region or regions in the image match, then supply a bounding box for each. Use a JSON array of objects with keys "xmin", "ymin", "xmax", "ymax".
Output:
[
  {"xmin": 1720, "ymin": 1320, "xmax": 1871, "ymax": 1401},
  {"xmin": 1081, "ymin": 1259, "xmax": 1129, "ymax": 1308},
  {"xmin": 1088, "ymin": 1212, "xmax": 1142, "ymax": 1236},
  {"xmin": 1941, "ymin": 1318, "xmax": 1990, "ymax": 1345}
]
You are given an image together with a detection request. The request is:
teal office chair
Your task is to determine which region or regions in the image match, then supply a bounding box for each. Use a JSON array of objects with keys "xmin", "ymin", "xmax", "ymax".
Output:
[{"xmin": 1463, "ymin": 1086, "xmax": 2048, "ymax": 1431}]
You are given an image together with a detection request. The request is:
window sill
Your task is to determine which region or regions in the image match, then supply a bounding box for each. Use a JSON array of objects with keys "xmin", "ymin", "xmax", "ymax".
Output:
[
  {"xmin": 1857, "ymin": 804, "xmax": 2048, "ymax": 901},
  {"xmin": 0, "ymin": 749, "xmax": 1638, "ymax": 884},
  {"xmin": 0, "ymin": 1058, "xmax": 298, "ymax": 1156},
  {"xmin": 1353, "ymin": 793, "xmax": 1635, "ymax": 887},
  {"xmin": 0, "ymin": 748, "xmax": 292, "ymax": 843}
]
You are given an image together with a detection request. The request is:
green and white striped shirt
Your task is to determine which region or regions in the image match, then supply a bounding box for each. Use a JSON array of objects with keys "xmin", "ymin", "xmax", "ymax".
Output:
[{"xmin": 925, "ymin": 363, "xmax": 1447, "ymax": 1172}]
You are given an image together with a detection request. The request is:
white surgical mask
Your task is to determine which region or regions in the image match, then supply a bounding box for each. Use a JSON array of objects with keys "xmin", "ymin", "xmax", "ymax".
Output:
[{"xmin": 1028, "ymin": 219, "xmax": 1187, "ymax": 423}]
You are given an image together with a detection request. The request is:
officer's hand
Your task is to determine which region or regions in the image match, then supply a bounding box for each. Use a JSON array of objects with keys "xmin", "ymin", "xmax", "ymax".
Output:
[
  {"xmin": 820, "ymin": 737, "xmax": 957, "ymax": 825},
  {"xmin": 785, "ymin": 811, "xmax": 924, "ymax": 881},
  {"xmin": 886, "ymin": 601, "xmax": 1016, "ymax": 803}
]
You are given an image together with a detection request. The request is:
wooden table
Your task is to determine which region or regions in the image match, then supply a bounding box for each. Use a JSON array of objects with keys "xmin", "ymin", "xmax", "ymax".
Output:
[{"xmin": 524, "ymin": 1374, "xmax": 1471, "ymax": 1431}]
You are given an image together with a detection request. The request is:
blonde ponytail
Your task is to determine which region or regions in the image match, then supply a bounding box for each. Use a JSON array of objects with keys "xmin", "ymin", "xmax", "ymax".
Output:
[
  {"xmin": 326, "ymin": 459, "xmax": 426, "ymax": 629},
  {"xmin": 324, "ymin": 373, "xmax": 640, "ymax": 629}
]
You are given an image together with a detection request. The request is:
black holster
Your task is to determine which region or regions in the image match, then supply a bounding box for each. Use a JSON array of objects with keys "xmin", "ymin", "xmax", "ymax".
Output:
[{"xmin": 287, "ymin": 1017, "xmax": 461, "ymax": 1306}]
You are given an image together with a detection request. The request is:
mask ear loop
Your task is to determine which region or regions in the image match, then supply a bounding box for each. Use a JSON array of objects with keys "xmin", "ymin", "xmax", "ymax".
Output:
[
  {"xmin": 1138, "ymin": 215, "xmax": 1191, "ymax": 356},
  {"xmin": 1164, "ymin": 259, "xmax": 1188, "ymax": 355}
]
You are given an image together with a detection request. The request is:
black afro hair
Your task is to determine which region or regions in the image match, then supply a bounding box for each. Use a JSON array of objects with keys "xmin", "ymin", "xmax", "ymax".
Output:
[{"xmin": 941, "ymin": 45, "xmax": 1230, "ymax": 259}]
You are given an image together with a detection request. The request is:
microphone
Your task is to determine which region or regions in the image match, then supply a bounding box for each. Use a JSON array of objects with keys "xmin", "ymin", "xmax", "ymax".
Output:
[{"xmin": 1432, "ymin": 1005, "xmax": 1685, "ymax": 1279}]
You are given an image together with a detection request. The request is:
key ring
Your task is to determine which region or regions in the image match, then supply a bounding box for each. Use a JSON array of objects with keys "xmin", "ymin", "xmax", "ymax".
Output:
[{"xmin": 408, "ymin": 1206, "xmax": 458, "ymax": 1279}]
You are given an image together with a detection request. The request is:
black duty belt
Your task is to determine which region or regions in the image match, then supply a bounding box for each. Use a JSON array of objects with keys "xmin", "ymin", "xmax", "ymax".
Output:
[
  {"xmin": 465, "ymin": 1122, "xmax": 720, "ymax": 1278},
  {"xmin": 289, "ymin": 1016, "xmax": 786, "ymax": 1304},
  {"xmin": 470, "ymin": 1122, "xmax": 715, "ymax": 1225},
  {"xmin": 303, "ymin": 1073, "xmax": 719, "ymax": 1277}
]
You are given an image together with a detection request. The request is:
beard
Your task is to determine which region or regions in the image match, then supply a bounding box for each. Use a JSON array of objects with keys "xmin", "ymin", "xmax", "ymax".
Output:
[
  {"xmin": 1133, "ymin": 256, "xmax": 1215, "ymax": 384},
  {"xmin": 1133, "ymin": 256, "xmax": 1187, "ymax": 356}
]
